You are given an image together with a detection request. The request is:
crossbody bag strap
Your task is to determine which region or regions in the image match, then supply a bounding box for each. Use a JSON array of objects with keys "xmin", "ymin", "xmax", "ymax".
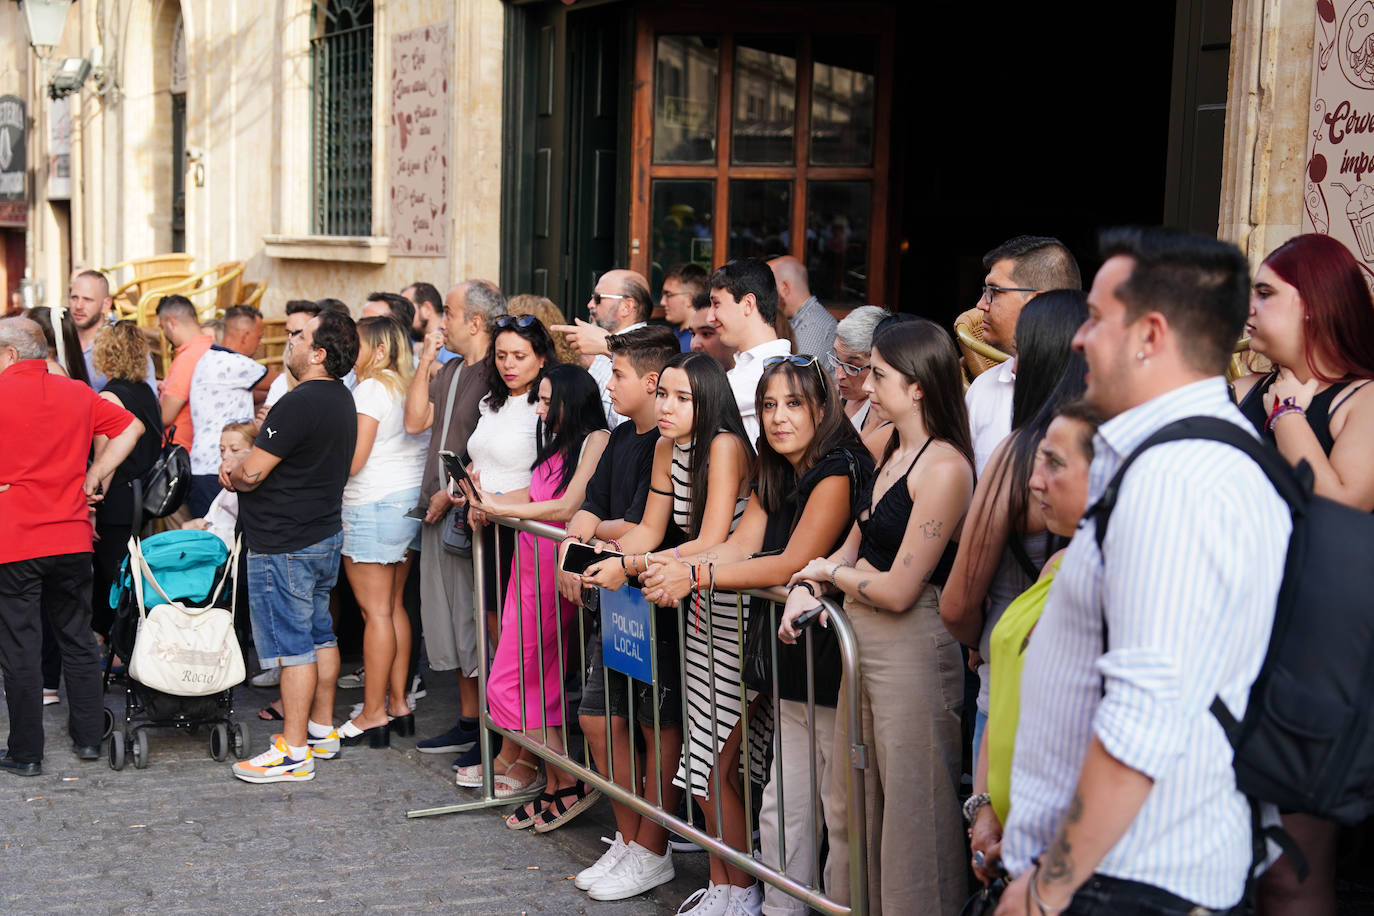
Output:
[{"xmin": 435, "ymin": 360, "xmax": 464, "ymax": 493}]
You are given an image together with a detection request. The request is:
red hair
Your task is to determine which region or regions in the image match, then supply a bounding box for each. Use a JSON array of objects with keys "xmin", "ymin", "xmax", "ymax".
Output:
[{"xmin": 1263, "ymin": 233, "xmax": 1374, "ymax": 381}]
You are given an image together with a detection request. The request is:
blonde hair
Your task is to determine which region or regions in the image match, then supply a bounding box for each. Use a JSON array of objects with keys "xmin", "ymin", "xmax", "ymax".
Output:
[
  {"xmin": 221, "ymin": 419, "xmax": 260, "ymax": 444},
  {"xmin": 354, "ymin": 314, "xmax": 414, "ymax": 397},
  {"xmin": 508, "ymin": 295, "xmax": 578, "ymax": 366},
  {"xmin": 92, "ymin": 321, "xmax": 149, "ymax": 382}
]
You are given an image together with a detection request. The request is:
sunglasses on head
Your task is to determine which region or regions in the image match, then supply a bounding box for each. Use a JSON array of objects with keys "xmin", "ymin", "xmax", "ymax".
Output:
[
  {"xmin": 763, "ymin": 353, "xmax": 829, "ymax": 389},
  {"xmin": 494, "ymin": 314, "xmax": 539, "ymax": 330}
]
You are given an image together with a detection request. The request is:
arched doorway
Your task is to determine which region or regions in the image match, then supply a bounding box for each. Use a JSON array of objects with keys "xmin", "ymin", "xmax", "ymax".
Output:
[{"xmin": 170, "ymin": 13, "xmax": 187, "ymax": 252}]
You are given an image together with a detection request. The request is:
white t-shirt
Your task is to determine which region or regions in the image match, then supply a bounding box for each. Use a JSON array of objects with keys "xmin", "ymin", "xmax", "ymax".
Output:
[
  {"xmin": 202, "ymin": 489, "xmax": 240, "ymax": 549},
  {"xmin": 728, "ymin": 337, "xmax": 792, "ymax": 445},
  {"xmin": 342, "ymin": 377, "xmax": 428, "ymax": 505},
  {"xmin": 264, "ymin": 372, "xmax": 288, "ymax": 407},
  {"xmin": 467, "ymin": 393, "xmax": 539, "ymax": 494},
  {"xmin": 188, "ymin": 346, "xmax": 267, "ymax": 475},
  {"xmin": 965, "ymin": 358, "xmax": 1016, "ymax": 474}
]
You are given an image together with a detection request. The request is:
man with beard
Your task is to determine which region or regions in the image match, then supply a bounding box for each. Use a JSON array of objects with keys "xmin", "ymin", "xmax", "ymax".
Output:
[
  {"xmin": 552, "ymin": 269, "xmax": 653, "ymax": 427},
  {"xmin": 70, "ymin": 270, "xmax": 155, "ymax": 392}
]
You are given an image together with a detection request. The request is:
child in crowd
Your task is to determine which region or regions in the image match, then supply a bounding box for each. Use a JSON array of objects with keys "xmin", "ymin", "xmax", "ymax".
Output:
[
  {"xmin": 187, "ymin": 419, "xmax": 259, "ymax": 547},
  {"xmin": 582, "ymin": 351, "xmax": 756, "ymax": 914},
  {"xmin": 551, "ymin": 326, "xmax": 682, "ymax": 890}
]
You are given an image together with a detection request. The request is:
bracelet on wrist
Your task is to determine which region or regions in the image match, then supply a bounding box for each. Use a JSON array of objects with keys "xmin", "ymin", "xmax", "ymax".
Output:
[
  {"xmin": 828, "ymin": 562, "xmax": 845, "ymax": 589},
  {"xmin": 606, "ymin": 538, "xmax": 622, "ymax": 553},
  {"xmin": 1029, "ymin": 861, "xmax": 1068, "ymax": 915},
  {"xmin": 961, "ymin": 792, "xmax": 991, "ymax": 826},
  {"xmin": 796, "ymin": 581, "xmax": 816, "ymax": 597}
]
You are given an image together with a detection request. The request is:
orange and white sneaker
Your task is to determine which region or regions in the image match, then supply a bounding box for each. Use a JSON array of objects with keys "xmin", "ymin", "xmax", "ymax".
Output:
[
  {"xmin": 272, "ymin": 729, "xmax": 340, "ymax": 760},
  {"xmin": 232, "ymin": 737, "xmax": 315, "ymax": 784}
]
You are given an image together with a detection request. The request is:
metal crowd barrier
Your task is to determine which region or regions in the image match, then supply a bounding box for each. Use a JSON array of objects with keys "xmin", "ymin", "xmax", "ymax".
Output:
[{"xmin": 405, "ymin": 514, "xmax": 869, "ymax": 916}]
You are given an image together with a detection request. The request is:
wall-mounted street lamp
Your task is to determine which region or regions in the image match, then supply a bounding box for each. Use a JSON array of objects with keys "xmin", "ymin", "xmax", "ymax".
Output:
[{"xmin": 17, "ymin": 0, "xmax": 75, "ymax": 60}]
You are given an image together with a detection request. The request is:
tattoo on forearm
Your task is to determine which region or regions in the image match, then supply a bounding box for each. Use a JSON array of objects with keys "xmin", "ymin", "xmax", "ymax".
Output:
[
  {"xmin": 242, "ymin": 470, "xmax": 261, "ymax": 484},
  {"xmin": 696, "ymin": 550, "xmax": 718, "ymax": 562},
  {"xmin": 919, "ymin": 519, "xmax": 943, "ymax": 540},
  {"xmin": 857, "ymin": 579, "xmax": 871, "ymax": 599},
  {"xmin": 902, "ymin": 553, "xmax": 913, "ymax": 568},
  {"xmin": 1042, "ymin": 792, "xmax": 1083, "ymax": 885}
]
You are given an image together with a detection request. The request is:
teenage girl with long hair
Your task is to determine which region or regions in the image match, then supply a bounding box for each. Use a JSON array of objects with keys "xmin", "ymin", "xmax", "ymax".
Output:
[{"xmin": 781, "ymin": 318, "xmax": 976, "ymax": 916}]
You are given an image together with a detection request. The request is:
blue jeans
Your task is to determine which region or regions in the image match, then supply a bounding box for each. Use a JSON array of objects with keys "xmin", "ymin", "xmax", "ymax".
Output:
[{"xmin": 247, "ymin": 531, "xmax": 342, "ymax": 667}]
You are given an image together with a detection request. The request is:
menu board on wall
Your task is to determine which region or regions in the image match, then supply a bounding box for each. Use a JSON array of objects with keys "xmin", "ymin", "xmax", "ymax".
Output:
[
  {"xmin": 389, "ymin": 22, "xmax": 450, "ymax": 257},
  {"xmin": 1303, "ymin": 0, "xmax": 1374, "ymax": 261}
]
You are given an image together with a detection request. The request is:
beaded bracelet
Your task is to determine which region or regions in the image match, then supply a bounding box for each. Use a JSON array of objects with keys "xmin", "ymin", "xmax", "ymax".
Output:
[
  {"xmin": 606, "ymin": 538, "xmax": 622, "ymax": 553},
  {"xmin": 1268, "ymin": 403, "xmax": 1305, "ymax": 431}
]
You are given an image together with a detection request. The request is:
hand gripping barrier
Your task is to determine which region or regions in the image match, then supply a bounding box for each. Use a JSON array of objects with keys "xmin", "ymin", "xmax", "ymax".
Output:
[{"xmin": 405, "ymin": 514, "xmax": 870, "ymax": 915}]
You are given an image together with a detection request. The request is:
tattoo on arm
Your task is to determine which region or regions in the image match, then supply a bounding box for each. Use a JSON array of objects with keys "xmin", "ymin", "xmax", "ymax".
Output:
[
  {"xmin": 1042, "ymin": 792, "xmax": 1083, "ymax": 885},
  {"xmin": 242, "ymin": 470, "xmax": 262, "ymax": 484},
  {"xmin": 696, "ymin": 550, "xmax": 719, "ymax": 562},
  {"xmin": 919, "ymin": 519, "xmax": 944, "ymax": 540},
  {"xmin": 857, "ymin": 579, "xmax": 871, "ymax": 600},
  {"xmin": 902, "ymin": 553, "xmax": 914, "ymax": 568}
]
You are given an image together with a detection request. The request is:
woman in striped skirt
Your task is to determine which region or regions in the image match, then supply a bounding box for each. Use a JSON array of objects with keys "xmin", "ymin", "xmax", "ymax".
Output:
[{"xmin": 584, "ymin": 351, "xmax": 756, "ymax": 915}]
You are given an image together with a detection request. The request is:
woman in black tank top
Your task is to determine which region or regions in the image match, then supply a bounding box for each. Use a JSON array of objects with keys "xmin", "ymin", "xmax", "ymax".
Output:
[
  {"xmin": 1237, "ymin": 234, "xmax": 1374, "ymax": 916},
  {"xmin": 778, "ymin": 319, "xmax": 976, "ymax": 915}
]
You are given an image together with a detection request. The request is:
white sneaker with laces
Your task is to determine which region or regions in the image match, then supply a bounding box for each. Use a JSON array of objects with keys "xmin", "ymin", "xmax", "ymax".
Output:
[
  {"xmin": 575, "ymin": 832, "xmax": 629, "ymax": 891},
  {"xmin": 724, "ymin": 882, "xmax": 762, "ymax": 916},
  {"xmin": 676, "ymin": 883, "xmax": 730, "ymax": 916},
  {"xmin": 587, "ymin": 841, "xmax": 675, "ymax": 901}
]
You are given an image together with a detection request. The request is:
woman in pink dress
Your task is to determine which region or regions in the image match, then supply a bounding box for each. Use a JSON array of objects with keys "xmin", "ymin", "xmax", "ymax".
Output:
[{"xmin": 465, "ymin": 363, "xmax": 610, "ymax": 830}]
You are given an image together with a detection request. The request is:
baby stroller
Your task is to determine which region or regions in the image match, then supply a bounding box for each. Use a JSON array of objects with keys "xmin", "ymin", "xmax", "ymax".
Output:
[{"xmin": 104, "ymin": 518, "xmax": 248, "ymax": 770}]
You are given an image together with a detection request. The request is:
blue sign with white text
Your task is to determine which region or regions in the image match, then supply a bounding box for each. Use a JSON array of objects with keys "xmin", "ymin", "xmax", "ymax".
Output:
[{"xmin": 600, "ymin": 585, "xmax": 653, "ymax": 682}]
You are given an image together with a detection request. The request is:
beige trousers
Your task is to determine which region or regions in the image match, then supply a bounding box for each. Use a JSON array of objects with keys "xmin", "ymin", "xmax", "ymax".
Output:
[
  {"xmin": 759, "ymin": 698, "xmax": 838, "ymax": 916},
  {"xmin": 821, "ymin": 585, "xmax": 967, "ymax": 916}
]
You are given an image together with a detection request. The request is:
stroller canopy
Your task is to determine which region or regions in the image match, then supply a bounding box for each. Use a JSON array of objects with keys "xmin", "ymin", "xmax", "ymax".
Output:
[{"xmin": 112, "ymin": 529, "xmax": 231, "ymax": 609}]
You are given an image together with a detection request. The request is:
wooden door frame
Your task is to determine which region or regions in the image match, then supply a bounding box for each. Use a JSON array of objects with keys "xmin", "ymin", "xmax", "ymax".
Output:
[{"xmin": 629, "ymin": 4, "xmax": 895, "ymax": 302}]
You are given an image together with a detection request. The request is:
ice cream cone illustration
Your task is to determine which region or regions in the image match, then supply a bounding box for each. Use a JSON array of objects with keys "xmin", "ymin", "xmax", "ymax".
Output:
[{"xmin": 1334, "ymin": 182, "xmax": 1374, "ymax": 260}]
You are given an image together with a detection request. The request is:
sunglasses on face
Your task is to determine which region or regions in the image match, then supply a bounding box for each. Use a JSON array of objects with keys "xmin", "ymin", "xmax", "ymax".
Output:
[{"xmin": 591, "ymin": 292, "xmax": 633, "ymax": 307}]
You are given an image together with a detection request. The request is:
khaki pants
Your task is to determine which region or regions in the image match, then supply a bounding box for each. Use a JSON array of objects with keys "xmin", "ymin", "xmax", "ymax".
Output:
[
  {"xmin": 822, "ymin": 585, "xmax": 967, "ymax": 916},
  {"xmin": 759, "ymin": 698, "xmax": 837, "ymax": 916}
]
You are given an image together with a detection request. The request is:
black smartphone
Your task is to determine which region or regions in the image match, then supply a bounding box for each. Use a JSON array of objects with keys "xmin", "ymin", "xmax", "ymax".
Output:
[
  {"xmin": 438, "ymin": 450, "xmax": 475, "ymax": 494},
  {"xmin": 793, "ymin": 605, "xmax": 825, "ymax": 629},
  {"xmin": 561, "ymin": 541, "xmax": 623, "ymax": 575},
  {"xmin": 403, "ymin": 505, "xmax": 427, "ymax": 520}
]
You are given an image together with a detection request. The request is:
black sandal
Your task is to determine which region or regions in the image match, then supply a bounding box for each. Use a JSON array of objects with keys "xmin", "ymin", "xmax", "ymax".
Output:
[
  {"xmin": 506, "ymin": 792, "xmax": 555, "ymax": 830},
  {"xmin": 531, "ymin": 782, "xmax": 602, "ymax": 834}
]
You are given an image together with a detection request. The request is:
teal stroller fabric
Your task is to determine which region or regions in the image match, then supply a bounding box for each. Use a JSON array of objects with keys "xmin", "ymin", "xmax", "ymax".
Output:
[{"xmin": 111, "ymin": 529, "xmax": 230, "ymax": 609}]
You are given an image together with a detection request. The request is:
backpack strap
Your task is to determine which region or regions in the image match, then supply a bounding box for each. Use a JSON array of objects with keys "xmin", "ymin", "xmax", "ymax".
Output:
[{"xmin": 1085, "ymin": 416, "xmax": 1308, "ymax": 553}]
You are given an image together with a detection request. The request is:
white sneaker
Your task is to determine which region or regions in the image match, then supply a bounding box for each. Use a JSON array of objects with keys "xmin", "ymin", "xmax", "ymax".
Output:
[
  {"xmin": 587, "ymin": 841, "xmax": 675, "ymax": 901},
  {"xmin": 42, "ymin": 689, "xmax": 60, "ymax": 706},
  {"xmin": 724, "ymin": 882, "xmax": 762, "ymax": 916},
  {"xmin": 676, "ymin": 883, "xmax": 730, "ymax": 916},
  {"xmin": 337, "ymin": 667, "xmax": 365, "ymax": 689},
  {"xmin": 249, "ymin": 668, "xmax": 280, "ymax": 688},
  {"xmin": 575, "ymin": 832, "xmax": 630, "ymax": 891}
]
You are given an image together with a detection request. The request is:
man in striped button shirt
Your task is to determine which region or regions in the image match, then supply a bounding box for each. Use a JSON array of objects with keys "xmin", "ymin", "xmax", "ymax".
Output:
[{"xmin": 996, "ymin": 228, "xmax": 1290, "ymax": 915}]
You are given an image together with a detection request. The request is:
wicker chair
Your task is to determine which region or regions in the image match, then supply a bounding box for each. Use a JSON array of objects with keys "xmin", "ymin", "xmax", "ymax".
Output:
[{"xmin": 954, "ymin": 307, "xmax": 1011, "ymax": 389}]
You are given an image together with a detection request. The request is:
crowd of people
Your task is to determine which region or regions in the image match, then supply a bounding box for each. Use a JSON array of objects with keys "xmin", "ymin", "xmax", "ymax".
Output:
[{"xmin": 1, "ymin": 231, "xmax": 1371, "ymax": 916}]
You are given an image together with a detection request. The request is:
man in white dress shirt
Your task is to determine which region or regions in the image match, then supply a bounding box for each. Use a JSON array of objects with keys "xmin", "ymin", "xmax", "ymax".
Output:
[
  {"xmin": 994, "ymin": 228, "xmax": 1289, "ymax": 915},
  {"xmin": 552, "ymin": 268, "xmax": 652, "ymax": 428},
  {"xmin": 708, "ymin": 258, "xmax": 791, "ymax": 445},
  {"xmin": 965, "ymin": 236, "xmax": 1081, "ymax": 473}
]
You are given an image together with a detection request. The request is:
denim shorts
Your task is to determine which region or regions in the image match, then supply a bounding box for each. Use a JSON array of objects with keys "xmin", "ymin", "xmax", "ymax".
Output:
[
  {"xmin": 248, "ymin": 530, "xmax": 343, "ymax": 667},
  {"xmin": 341, "ymin": 486, "xmax": 422, "ymax": 564}
]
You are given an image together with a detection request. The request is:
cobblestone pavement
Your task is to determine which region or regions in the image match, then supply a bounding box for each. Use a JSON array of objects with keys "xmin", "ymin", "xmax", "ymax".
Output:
[{"xmin": 0, "ymin": 665, "xmax": 709, "ymax": 915}]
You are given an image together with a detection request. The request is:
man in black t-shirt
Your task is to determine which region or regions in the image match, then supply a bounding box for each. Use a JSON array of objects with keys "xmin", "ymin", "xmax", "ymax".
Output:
[
  {"xmin": 551, "ymin": 326, "xmax": 686, "ymax": 897},
  {"xmin": 221, "ymin": 310, "xmax": 358, "ymax": 784}
]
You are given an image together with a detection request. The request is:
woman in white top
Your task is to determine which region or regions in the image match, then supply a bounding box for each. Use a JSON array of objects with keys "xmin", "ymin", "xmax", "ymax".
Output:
[
  {"xmin": 339, "ymin": 316, "xmax": 428, "ymax": 747},
  {"xmin": 458, "ymin": 314, "xmax": 560, "ymax": 794}
]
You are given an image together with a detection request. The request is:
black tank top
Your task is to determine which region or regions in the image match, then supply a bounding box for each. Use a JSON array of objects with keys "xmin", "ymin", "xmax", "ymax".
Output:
[
  {"xmin": 857, "ymin": 437, "xmax": 958, "ymax": 584},
  {"xmin": 1237, "ymin": 370, "xmax": 1351, "ymax": 454}
]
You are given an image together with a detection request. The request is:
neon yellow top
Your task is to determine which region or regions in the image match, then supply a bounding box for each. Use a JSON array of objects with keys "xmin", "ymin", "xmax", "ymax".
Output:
[{"xmin": 987, "ymin": 556, "xmax": 1061, "ymax": 824}]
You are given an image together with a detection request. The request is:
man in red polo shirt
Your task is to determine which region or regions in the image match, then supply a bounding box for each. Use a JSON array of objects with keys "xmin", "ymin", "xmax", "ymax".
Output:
[
  {"xmin": 156, "ymin": 294, "xmax": 212, "ymax": 525},
  {"xmin": 0, "ymin": 318, "xmax": 145, "ymax": 776}
]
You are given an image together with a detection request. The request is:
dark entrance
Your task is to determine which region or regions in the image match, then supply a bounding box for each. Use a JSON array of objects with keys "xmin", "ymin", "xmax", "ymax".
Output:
[
  {"xmin": 503, "ymin": 2, "xmax": 628, "ymax": 318},
  {"xmin": 171, "ymin": 91, "xmax": 186, "ymax": 253}
]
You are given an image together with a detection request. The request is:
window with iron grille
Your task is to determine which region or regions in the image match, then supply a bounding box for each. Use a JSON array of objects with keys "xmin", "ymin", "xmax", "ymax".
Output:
[{"xmin": 311, "ymin": 0, "xmax": 374, "ymax": 236}]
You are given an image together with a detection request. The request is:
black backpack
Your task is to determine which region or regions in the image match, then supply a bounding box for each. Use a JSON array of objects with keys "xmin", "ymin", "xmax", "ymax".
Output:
[
  {"xmin": 1087, "ymin": 416, "xmax": 1374, "ymax": 827},
  {"xmin": 140, "ymin": 424, "xmax": 191, "ymax": 519}
]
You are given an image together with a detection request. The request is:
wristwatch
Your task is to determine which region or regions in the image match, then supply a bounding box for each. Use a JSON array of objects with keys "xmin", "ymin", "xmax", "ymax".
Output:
[{"xmin": 962, "ymin": 792, "xmax": 991, "ymax": 826}]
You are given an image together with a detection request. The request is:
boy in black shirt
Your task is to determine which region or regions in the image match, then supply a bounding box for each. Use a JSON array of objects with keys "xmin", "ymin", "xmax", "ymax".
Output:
[
  {"xmin": 552, "ymin": 326, "xmax": 685, "ymax": 900},
  {"xmin": 222, "ymin": 310, "xmax": 358, "ymax": 783}
]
